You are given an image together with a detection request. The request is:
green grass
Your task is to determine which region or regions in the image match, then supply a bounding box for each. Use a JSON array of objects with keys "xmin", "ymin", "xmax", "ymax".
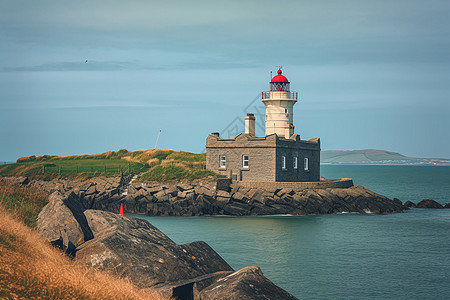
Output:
[
  {"xmin": 0, "ymin": 180, "xmax": 49, "ymax": 227},
  {"xmin": 0, "ymin": 159, "xmax": 146, "ymax": 178},
  {"xmin": 0, "ymin": 148, "xmax": 223, "ymax": 182}
]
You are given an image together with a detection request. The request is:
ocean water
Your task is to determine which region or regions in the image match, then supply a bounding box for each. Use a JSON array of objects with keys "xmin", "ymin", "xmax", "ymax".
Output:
[
  {"xmin": 129, "ymin": 166, "xmax": 450, "ymax": 299},
  {"xmin": 321, "ymin": 165, "xmax": 450, "ymax": 205}
]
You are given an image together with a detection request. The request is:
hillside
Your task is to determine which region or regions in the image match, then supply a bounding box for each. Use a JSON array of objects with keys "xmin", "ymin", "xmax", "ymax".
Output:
[
  {"xmin": 0, "ymin": 149, "xmax": 221, "ymax": 181},
  {"xmin": 321, "ymin": 149, "xmax": 450, "ymax": 165},
  {"xmin": 0, "ymin": 180, "xmax": 166, "ymax": 299}
]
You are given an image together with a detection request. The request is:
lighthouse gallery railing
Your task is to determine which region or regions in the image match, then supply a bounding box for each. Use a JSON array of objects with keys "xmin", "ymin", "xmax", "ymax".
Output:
[{"xmin": 262, "ymin": 91, "xmax": 298, "ymax": 100}]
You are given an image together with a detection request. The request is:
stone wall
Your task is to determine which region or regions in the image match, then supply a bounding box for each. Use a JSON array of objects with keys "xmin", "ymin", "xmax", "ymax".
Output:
[
  {"xmin": 206, "ymin": 132, "xmax": 320, "ymax": 182},
  {"xmin": 206, "ymin": 133, "xmax": 277, "ymax": 182},
  {"xmin": 233, "ymin": 178, "xmax": 354, "ymax": 192},
  {"xmin": 275, "ymin": 138, "xmax": 320, "ymax": 182}
]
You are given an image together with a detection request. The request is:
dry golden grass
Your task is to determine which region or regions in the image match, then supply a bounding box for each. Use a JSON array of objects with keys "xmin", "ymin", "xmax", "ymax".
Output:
[
  {"xmin": 126, "ymin": 149, "xmax": 174, "ymax": 164},
  {"xmin": 0, "ymin": 208, "xmax": 169, "ymax": 300},
  {"xmin": 146, "ymin": 158, "xmax": 159, "ymax": 167},
  {"xmin": 0, "ymin": 179, "xmax": 50, "ymax": 227},
  {"xmin": 4, "ymin": 147, "xmax": 216, "ymax": 182}
]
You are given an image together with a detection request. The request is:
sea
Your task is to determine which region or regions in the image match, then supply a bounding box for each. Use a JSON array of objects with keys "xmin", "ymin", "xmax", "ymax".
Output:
[{"xmin": 129, "ymin": 165, "xmax": 450, "ymax": 299}]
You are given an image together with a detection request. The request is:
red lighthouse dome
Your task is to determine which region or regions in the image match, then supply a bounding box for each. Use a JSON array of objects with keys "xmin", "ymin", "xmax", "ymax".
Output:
[
  {"xmin": 269, "ymin": 69, "xmax": 290, "ymax": 91},
  {"xmin": 270, "ymin": 69, "xmax": 290, "ymax": 83}
]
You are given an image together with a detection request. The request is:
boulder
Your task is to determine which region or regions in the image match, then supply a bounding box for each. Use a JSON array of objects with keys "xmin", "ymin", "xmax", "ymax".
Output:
[
  {"xmin": 231, "ymin": 191, "xmax": 246, "ymax": 202},
  {"xmin": 37, "ymin": 191, "xmax": 93, "ymax": 254},
  {"xmin": 392, "ymin": 198, "xmax": 402, "ymax": 206},
  {"xmin": 216, "ymin": 190, "xmax": 231, "ymax": 199},
  {"xmin": 15, "ymin": 176, "xmax": 29, "ymax": 185},
  {"xmin": 85, "ymin": 184, "xmax": 97, "ymax": 196},
  {"xmin": 127, "ymin": 184, "xmax": 138, "ymax": 194},
  {"xmin": 404, "ymin": 201, "xmax": 417, "ymax": 208},
  {"xmin": 154, "ymin": 189, "xmax": 170, "ymax": 201},
  {"xmin": 222, "ymin": 203, "xmax": 251, "ymax": 216},
  {"xmin": 197, "ymin": 266, "xmax": 297, "ymax": 300},
  {"xmin": 75, "ymin": 210, "xmax": 234, "ymax": 289},
  {"xmin": 147, "ymin": 185, "xmax": 164, "ymax": 194},
  {"xmin": 2, "ymin": 176, "xmax": 29, "ymax": 185},
  {"xmin": 416, "ymin": 199, "xmax": 444, "ymax": 209}
]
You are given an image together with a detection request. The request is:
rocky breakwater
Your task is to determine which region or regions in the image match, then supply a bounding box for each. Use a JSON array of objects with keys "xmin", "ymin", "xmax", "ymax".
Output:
[
  {"xmin": 20, "ymin": 176, "xmax": 406, "ymax": 215},
  {"xmin": 109, "ymin": 182, "xmax": 406, "ymax": 216},
  {"xmin": 37, "ymin": 192, "xmax": 297, "ymax": 299}
]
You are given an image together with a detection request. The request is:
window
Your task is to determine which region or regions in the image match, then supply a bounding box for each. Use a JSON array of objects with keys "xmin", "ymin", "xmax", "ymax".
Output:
[
  {"xmin": 304, "ymin": 157, "xmax": 309, "ymax": 171},
  {"xmin": 242, "ymin": 155, "xmax": 249, "ymax": 168},
  {"xmin": 282, "ymin": 156, "xmax": 286, "ymax": 170},
  {"xmin": 293, "ymin": 157, "xmax": 298, "ymax": 169},
  {"xmin": 219, "ymin": 156, "xmax": 226, "ymax": 168}
]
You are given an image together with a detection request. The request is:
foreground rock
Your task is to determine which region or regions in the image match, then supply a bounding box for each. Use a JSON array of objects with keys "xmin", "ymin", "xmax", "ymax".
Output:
[
  {"xmin": 27, "ymin": 176, "xmax": 406, "ymax": 216},
  {"xmin": 197, "ymin": 266, "xmax": 296, "ymax": 299},
  {"xmin": 37, "ymin": 192, "xmax": 296, "ymax": 299},
  {"xmin": 37, "ymin": 191, "xmax": 93, "ymax": 255},
  {"xmin": 416, "ymin": 199, "xmax": 444, "ymax": 209}
]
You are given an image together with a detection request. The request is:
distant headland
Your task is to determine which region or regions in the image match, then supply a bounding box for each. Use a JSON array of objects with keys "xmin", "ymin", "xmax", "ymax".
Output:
[{"xmin": 321, "ymin": 149, "xmax": 450, "ymax": 166}]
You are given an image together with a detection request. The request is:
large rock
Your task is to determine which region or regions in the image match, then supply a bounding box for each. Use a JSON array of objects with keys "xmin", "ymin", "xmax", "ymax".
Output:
[
  {"xmin": 37, "ymin": 191, "xmax": 93, "ymax": 255},
  {"xmin": 197, "ymin": 266, "xmax": 297, "ymax": 300},
  {"xmin": 75, "ymin": 210, "xmax": 234, "ymax": 289},
  {"xmin": 404, "ymin": 201, "xmax": 417, "ymax": 208},
  {"xmin": 416, "ymin": 199, "xmax": 444, "ymax": 209},
  {"xmin": 36, "ymin": 191, "xmax": 299, "ymax": 298}
]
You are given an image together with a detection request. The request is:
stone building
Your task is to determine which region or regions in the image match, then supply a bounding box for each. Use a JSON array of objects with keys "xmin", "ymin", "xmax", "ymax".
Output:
[{"xmin": 206, "ymin": 69, "xmax": 320, "ymax": 182}]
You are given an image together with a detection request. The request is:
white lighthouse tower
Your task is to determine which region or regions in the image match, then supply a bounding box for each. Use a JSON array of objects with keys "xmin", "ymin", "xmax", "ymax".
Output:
[{"xmin": 262, "ymin": 69, "xmax": 298, "ymax": 138}]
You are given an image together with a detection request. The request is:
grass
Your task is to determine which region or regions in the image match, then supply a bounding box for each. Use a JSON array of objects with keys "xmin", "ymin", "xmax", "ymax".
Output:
[
  {"xmin": 0, "ymin": 158, "xmax": 146, "ymax": 179},
  {"xmin": 0, "ymin": 148, "xmax": 224, "ymax": 182},
  {"xmin": 0, "ymin": 180, "xmax": 168, "ymax": 299},
  {"xmin": 0, "ymin": 205, "xmax": 168, "ymax": 299},
  {"xmin": 0, "ymin": 179, "xmax": 49, "ymax": 227}
]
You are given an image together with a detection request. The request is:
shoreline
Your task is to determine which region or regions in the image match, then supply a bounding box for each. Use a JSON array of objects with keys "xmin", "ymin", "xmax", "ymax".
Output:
[{"xmin": 4, "ymin": 175, "xmax": 406, "ymax": 216}]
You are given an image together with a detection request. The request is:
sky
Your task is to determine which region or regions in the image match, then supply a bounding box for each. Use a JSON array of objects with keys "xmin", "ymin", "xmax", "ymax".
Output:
[{"xmin": 0, "ymin": 0, "xmax": 449, "ymax": 161}]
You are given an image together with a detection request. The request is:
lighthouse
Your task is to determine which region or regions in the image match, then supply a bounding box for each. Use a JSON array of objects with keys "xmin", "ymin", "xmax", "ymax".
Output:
[
  {"xmin": 262, "ymin": 69, "xmax": 298, "ymax": 138},
  {"xmin": 206, "ymin": 67, "xmax": 320, "ymax": 183}
]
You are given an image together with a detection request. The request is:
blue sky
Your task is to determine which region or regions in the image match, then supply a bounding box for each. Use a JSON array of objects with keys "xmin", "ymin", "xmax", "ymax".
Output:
[{"xmin": 0, "ymin": 0, "xmax": 449, "ymax": 161}]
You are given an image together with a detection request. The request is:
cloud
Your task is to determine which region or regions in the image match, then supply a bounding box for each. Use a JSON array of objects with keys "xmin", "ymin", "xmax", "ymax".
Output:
[
  {"xmin": 0, "ymin": 60, "xmax": 140, "ymax": 72},
  {"xmin": 1, "ymin": 0, "xmax": 448, "ymax": 67},
  {"xmin": 0, "ymin": 55, "xmax": 262, "ymax": 72}
]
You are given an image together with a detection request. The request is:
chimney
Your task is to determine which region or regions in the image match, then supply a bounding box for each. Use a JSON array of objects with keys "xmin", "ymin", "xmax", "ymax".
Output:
[{"xmin": 245, "ymin": 113, "xmax": 255, "ymax": 136}]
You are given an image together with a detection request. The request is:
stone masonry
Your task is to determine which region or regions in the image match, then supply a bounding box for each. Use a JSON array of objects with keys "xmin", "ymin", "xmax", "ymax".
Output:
[{"xmin": 206, "ymin": 132, "xmax": 320, "ymax": 182}]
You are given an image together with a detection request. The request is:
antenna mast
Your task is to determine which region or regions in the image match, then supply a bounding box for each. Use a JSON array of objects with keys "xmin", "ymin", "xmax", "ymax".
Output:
[{"xmin": 154, "ymin": 129, "xmax": 162, "ymax": 149}]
